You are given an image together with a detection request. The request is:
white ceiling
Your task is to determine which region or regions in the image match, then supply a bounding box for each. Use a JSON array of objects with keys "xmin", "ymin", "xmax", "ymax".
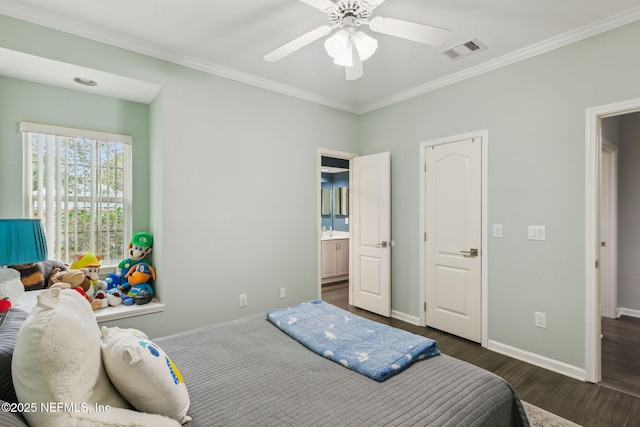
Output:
[{"xmin": 1, "ymin": 0, "xmax": 640, "ymax": 113}]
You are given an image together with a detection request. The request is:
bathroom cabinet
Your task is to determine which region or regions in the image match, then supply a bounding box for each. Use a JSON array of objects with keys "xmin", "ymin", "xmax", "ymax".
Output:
[{"xmin": 321, "ymin": 238, "xmax": 349, "ymax": 284}]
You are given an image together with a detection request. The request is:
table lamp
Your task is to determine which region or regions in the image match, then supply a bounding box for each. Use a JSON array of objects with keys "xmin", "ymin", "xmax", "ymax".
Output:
[{"xmin": 0, "ymin": 219, "xmax": 48, "ymax": 305}]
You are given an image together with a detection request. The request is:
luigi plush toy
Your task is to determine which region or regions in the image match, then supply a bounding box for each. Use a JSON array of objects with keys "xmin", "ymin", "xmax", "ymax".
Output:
[{"xmin": 108, "ymin": 232, "xmax": 153, "ymax": 290}]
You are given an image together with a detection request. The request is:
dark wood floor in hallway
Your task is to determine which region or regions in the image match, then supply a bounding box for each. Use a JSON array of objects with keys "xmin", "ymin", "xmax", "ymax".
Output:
[
  {"xmin": 322, "ymin": 282, "xmax": 640, "ymax": 427},
  {"xmin": 602, "ymin": 315, "xmax": 640, "ymax": 399}
]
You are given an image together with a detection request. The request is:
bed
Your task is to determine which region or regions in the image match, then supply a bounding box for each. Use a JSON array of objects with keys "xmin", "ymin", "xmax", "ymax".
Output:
[{"xmin": 1, "ymin": 289, "xmax": 529, "ymax": 426}]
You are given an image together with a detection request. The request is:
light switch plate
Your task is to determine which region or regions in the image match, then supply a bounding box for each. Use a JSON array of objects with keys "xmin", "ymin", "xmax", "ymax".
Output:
[
  {"xmin": 528, "ymin": 225, "xmax": 546, "ymax": 241},
  {"xmin": 534, "ymin": 311, "xmax": 547, "ymax": 328},
  {"xmin": 492, "ymin": 224, "xmax": 503, "ymax": 238}
]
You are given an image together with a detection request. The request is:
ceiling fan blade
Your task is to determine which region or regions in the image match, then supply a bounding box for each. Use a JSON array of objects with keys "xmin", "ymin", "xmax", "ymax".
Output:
[
  {"xmin": 362, "ymin": 0, "xmax": 386, "ymax": 10},
  {"xmin": 369, "ymin": 16, "xmax": 450, "ymax": 46},
  {"xmin": 298, "ymin": 0, "xmax": 336, "ymax": 13},
  {"xmin": 264, "ymin": 25, "xmax": 333, "ymax": 62},
  {"xmin": 345, "ymin": 44, "xmax": 363, "ymax": 81}
]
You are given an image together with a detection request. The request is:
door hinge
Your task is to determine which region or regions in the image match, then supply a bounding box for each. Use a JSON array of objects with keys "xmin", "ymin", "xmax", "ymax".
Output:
[
  {"xmin": 595, "ymin": 260, "xmax": 599, "ymax": 268},
  {"xmin": 424, "ymin": 302, "xmax": 427, "ymax": 312},
  {"xmin": 424, "ymin": 162, "xmax": 427, "ymax": 172},
  {"xmin": 424, "ymin": 232, "xmax": 427, "ymax": 242}
]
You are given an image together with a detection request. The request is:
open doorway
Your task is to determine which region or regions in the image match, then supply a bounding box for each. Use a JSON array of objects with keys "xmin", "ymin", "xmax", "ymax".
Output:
[
  {"xmin": 317, "ymin": 149, "xmax": 392, "ymax": 316},
  {"xmin": 317, "ymin": 149, "xmax": 355, "ymax": 307},
  {"xmin": 599, "ymin": 112, "xmax": 640, "ymax": 397},
  {"xmin": 585, "ymin": 98, "xmax": 640, "ymax": 394}
]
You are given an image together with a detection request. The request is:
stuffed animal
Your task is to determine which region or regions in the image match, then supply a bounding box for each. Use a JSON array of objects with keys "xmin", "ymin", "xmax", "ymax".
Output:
[
  {"xmin": 104, "ymin": 273, "xmax": 121, "ymax": 290},
  {"xmin": 116, "ymin": 232, "xmax": 153, "ymax": 288},
  {"xmin": 49, "ymin": 269, "xmax": 104, "ymax": 311},
  {"xmin": 9, "ymin": 260, "xmax": 68, "ymax": 291},
  {"xmin": 94, "ymin": 289, "xmax": 123, "ymax": 307},
  {"xmin": 120, "ymin": 262, "xmax": 155, "ymax": 306},
  {"xmin": 70, "ymin": 253, "xmax": 107, "ymax": 297}
]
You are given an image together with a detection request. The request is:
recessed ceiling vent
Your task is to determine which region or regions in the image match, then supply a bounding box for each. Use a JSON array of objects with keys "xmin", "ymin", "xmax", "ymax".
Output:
[{"xmin": 441, "ymin": 39, "xmax": 487, "ymax": 61}]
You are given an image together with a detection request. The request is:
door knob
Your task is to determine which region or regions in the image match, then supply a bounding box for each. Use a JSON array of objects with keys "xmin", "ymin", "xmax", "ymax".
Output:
[{"xmin": 460, "ymin": 248, "xmax": 478, "ymax": 257}]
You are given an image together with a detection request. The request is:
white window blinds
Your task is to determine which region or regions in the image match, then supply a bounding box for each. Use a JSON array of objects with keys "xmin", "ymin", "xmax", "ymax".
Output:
[{"xmin": 21, "ymin": 122, "xmax": 132, "ymax": 266}]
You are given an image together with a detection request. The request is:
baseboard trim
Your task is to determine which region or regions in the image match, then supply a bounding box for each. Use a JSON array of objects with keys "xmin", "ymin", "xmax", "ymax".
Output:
[
  {"xmin": 390, "ymin": 311, "xmax": 587, "ymax": 382},
  {"xmin": 488, "ymin": 340, "xmax": 586, "ymax": 381},
  {"xmin": 391, "ymin": 310, "xmax": 421, "ymax": 326},
  {"xmin": 616, "ymin": 307, "xmax": 640, "ymax": 319}
]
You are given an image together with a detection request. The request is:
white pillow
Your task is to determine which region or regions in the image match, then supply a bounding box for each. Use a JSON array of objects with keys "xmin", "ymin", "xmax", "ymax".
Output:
[
  {"xmin": 12, "ymin": 288, "xmax": 180, "ymax": 427},
  {"xmin": 101, "ymin": 326, "xmax": 192, "ymax": 424}
]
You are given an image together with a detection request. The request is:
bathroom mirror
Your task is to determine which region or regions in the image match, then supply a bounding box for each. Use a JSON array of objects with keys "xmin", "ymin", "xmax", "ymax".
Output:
[
  {"xmin": 321, "ymin": 189, "xmax": 331, "ymax": 216},
  {"xmin": 335, "ymin": 187, "xmax": 348, "ymax": 216}
]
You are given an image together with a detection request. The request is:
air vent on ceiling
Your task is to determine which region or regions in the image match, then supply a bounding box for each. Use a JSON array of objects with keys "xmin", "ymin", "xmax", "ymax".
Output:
[{"xmin": 441, "ymin": 39, "xmax": 487, "ymax": 61}]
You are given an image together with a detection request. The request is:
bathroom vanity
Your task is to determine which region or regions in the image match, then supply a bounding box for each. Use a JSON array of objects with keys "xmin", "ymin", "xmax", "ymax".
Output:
[{"xmin": 321, "ymin": 232, "xmax": 349, "ymax": 284}]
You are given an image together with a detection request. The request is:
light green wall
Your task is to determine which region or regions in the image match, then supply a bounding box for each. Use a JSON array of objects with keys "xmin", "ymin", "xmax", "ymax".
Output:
[
  {"xmin": 358, "ymin": 20, "xmax": 640, "ymax": 367},
  {"xmin": 0, "ymin": 75, "xmax": 150, "ymax": 230},
  {"xmin": 141, "ymin": 64, "xmax": 358, "ymax": 336}
]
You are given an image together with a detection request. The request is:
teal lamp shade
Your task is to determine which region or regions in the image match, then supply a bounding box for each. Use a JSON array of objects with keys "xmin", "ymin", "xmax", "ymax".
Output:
[
  {"xmin": 0, "ymin": 219, "xmax": 48, "ymax": 305},
  {"xmin": 0, "ymin": 219, "xmax": 48, "ymax": 266}
]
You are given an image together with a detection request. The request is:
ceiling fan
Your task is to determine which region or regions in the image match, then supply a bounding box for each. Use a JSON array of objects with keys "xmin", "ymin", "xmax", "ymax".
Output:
[{"xmin": 264, "ymin": 0, "xmax": 451, "ymax": 81}]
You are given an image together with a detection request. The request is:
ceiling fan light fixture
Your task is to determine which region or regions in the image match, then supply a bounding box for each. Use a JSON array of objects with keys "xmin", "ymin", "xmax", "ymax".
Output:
[
  {"xmin": 266, "ymin": 0, "xmax": 450, "ymax": 81},
  {"xmin": 324, "ymin": 29, "xmax": 350, "ymax": 61},
  {"xmin": 333, "ymin": 42, "xmax": 354, "ymax": 67},
  {"xmin": 352, "ymin": 31, "xmax": 377, "ymax": 61},
  {"xmin": 325, "ymin": 29, "xmax": 377, "ymax": 68}
]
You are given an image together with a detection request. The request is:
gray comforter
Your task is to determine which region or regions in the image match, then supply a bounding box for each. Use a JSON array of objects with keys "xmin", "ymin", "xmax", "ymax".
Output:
[{"xmin": 155, "ymin": 314, "xmax": 529, "ymax": 426}]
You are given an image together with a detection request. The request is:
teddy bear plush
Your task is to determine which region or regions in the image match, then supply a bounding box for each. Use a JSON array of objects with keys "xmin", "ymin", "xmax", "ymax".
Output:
[
  {"xmin": 49, "ymin": 269, "xmax": 104, "ymax": 311},
  {"xmin": 9, "ymin": 260, "xmax": 68, "ymax": 291}
]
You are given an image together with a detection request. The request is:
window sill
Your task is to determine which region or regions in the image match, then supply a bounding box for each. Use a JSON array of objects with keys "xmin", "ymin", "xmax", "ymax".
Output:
[{"xmin": 17, "ymin": 289, "xmax": 164, "ymax": 322}]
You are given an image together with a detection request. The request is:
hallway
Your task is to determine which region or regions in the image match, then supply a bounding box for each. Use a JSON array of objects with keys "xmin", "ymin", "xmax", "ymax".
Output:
[{"xmin": 602, "ymin": 315, "xmax": 640, "ymax": 398}]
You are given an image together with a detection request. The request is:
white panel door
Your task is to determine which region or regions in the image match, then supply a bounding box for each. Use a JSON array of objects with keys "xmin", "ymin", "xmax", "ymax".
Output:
[
  {"xmin": 599, "ymin": 144, "xmax": 617, "ymax": 319},
  {"xmin": 425, "ymin": 138, "xmax": 481, "ymax": 342},
  {"xmin": 352, "ymin": 152, "xmax": 391, "ymax": 317}
]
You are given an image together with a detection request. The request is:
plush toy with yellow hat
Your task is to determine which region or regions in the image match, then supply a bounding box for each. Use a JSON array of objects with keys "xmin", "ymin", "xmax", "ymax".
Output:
[
  {"xmin": 70, "ymin": 252, "xmax": 107, "ymax": 297},
  {"xmin": 114, "ymin": 232, "xmax": 153, "ymax": 289}
]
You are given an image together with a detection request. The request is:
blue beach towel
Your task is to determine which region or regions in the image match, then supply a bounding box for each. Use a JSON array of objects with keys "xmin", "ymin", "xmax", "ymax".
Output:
[{"xmin": 266, "ymin": 299, "xmax": 440, "ymax": 381}]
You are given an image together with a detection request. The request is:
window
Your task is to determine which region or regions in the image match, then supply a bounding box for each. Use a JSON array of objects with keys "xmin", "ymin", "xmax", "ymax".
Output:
[{"xmin": 21, "ymin": 122, "xmax": 132, "ymax": 267}]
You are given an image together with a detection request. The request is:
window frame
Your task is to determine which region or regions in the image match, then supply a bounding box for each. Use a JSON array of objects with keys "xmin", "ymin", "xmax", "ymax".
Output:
[{"xmin": 20, "ymin": 121, "xmax": 133, "ymax": 269}]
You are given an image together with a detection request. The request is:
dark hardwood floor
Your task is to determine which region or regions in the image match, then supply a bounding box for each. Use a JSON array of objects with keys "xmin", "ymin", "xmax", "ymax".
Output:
[
  {"xmin": 322, "ymin": 282, "xmax": 640, "ymax": 427},
  {"xmin": 602, "ymin": 316, "xmax": 640, "ymax": 399}
]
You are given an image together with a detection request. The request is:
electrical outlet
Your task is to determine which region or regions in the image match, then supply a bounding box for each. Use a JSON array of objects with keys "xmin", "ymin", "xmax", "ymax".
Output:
[
  {"xmin": 534, "ymin": 312, "xmax": 546, "ymax": 328},
  {"xmin": 279, "ymin": 287, "xmax": 286, "ymax": 299},
  {"xmin": 239, "ymin": 294, "xmax": 247, "ymax": 307}
]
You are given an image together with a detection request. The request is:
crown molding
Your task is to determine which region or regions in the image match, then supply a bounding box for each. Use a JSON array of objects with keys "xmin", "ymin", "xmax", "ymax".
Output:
[
  {"xmin": 1, "ymin": 2, "xmax": 639, "ymax": 115},
  {"xmin": 0, "ymin": 2, "xmax": 360, "ymax": 113},
  {"xmin": 162, "ymin": 55, "xmax": 361, "ymax": 114},
  {"xmin": 357, "ymin": 6, "xmax": 640, "ymax": 114}
]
